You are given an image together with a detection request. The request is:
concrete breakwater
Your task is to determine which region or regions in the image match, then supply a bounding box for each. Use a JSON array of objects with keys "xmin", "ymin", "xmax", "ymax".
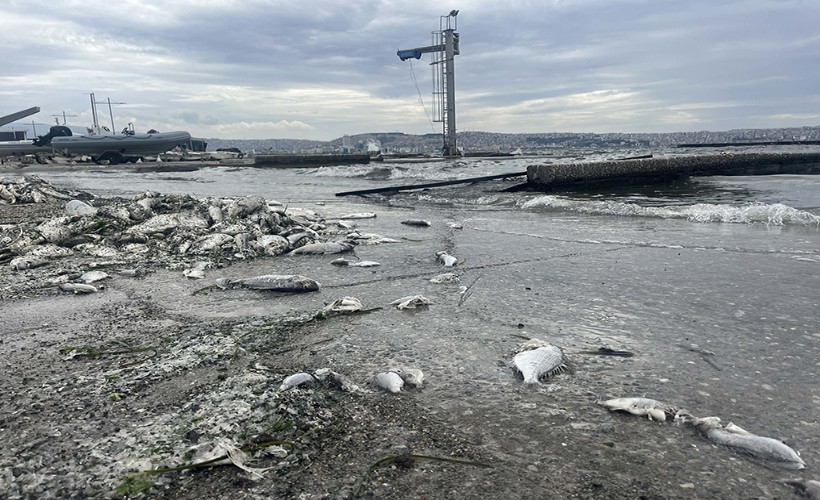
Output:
[{"xmin": 527, "ymin": 151, "xmax": 820, "ymax": 191}]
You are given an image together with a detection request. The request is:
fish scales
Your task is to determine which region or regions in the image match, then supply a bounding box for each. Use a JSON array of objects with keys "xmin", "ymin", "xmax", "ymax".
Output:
[{"xmin": 514, "ymin": 345, "xmax": 566, "ymax": 384}]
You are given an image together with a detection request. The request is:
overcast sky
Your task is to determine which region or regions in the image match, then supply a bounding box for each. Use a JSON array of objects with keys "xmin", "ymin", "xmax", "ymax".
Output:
[{"xmin": 1, "ymin": 0, "xmax": 818, "ymax": 140}]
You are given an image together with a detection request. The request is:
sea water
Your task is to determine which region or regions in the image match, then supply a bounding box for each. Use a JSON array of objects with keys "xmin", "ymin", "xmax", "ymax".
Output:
[{"xmin": 7, "ymin": 147, "xmax": 820, "ymax": 495}]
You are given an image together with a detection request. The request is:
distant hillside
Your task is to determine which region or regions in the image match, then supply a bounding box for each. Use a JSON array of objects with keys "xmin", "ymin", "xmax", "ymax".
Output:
[{"xmin": 205, "ymin": 126, "xmax": 820, "ymax": 154}]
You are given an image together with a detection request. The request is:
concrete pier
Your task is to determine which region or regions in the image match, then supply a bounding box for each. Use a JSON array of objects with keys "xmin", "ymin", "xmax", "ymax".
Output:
[{"xmin": 527, "ymin": 152, "xmax": 820, "ymax": 191}]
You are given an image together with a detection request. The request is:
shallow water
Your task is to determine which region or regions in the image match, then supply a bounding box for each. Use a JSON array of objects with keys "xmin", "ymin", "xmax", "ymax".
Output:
[{"xmin": 4, "ymin": 149, "xmax": 819, "ymax": 496}]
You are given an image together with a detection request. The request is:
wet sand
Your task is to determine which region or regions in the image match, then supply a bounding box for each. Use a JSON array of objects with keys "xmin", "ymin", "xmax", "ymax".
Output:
[{"xmin": 1, "ymin": 187, "xmax": 818, "ymax": 498}]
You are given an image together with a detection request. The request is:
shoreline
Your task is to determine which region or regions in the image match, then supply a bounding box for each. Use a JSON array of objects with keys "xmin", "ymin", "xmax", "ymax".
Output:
[{"xmin": 1, "ymin": 179, "xmax": 818, "ymax": 498}]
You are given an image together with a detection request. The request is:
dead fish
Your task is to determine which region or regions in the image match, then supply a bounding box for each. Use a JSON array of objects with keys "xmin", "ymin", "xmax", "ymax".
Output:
[
  {"xmin": 190, "ymin": 439, "xmax": 271, "ymax": 478},
  {"xmin": 401, "ymin": 219, "xmax": 432, "ymax": 227},
  {"xmin": 80, "ymin": 270, "xmax": 110, "ymax": 284},
  {"xmin": 396, "ymin": 368, "xmax": 424, "ymax": 388},
  {"xmin": 340, "ymin": 212, "xmax": 377, "ymax": 219},
  {"xmin": 256, "ymin": 234, "xmax": 290, "ymax": 256},
  {"xmin": 189, "ymin": 233, "xmax": 234, "ymax": 254},
  {"xmin": 391, "ymin": 295, "xmax": 431, "ymax": 309},
  {"xmin": 208, "ymin": 204, "xmax": 224, "ymax": 224},
  {"xmin": 289, "ymin": 241, "xmax": 355, "ymax": 255},
  {"xmin": 10, "ymin": 256, "xmax": 49, "ymax": 270},
  {"xmin": 59, "ymin": 283, "xmax": 98, "ymax": 294},
  {"xmin": 602, "ymin": 397, "xmax": 678, "ymax": 422},
  {"xmin": 371, "ymin": 371, "xmax": 404, "ymax": 393},
  {"xmin": 513, "ymin": 340, "xmax": 567, "ymax": 385},
  {"xmin": 0, "ymin": 185, "xmax": 16, "ymax": 204},
  {"xmin": 313, "ymin": 368, "xmax": 363, "ymax": 393},
  {"xmin": 183, "ymin": 261, "xmax": 210, "ymax": 279},
  {"xmin": 322, "ymin": 296, "xmax": 364, "ymax": 313},
  {"xmin": 215, "ymin": 274, "xmax": 320, "ymax": 293},
  {"xmin": 65, "ymin": 199, "xmax": 97, "ymax": 216},
  {"xmin": 280, "ymin": 372, "xmax": 316, "ymax": 391},
  {"xmin": 783, "ymin": 478, "xmax": 820, "ymax": 499},
  {"xmin": 429, "ymin": 272, "xmax": 459, "ymax": 284},
  {"xmin": 333, "ymin": 220, "xmax": 357, "ymax": 230},
  {"xmin": 286, "ymin": 231, "xmax": 317, "ymax": 247},
  {"xmin": 687, "ymin": 416, "xmax": 805, "ymax": 469},
  {"xmin": 330, "ymin": 257, "xmax": 381, "ymax": 267},
  {"xmin": 116, "ymin": 267, "xmax": 146, "ymax": 278},
  {"xmin": 436, "ymin": 251, "xmax": 458, "ymax": 267},
  {"xmin": 227, "ymin": 195, "xmax": 269, "ymax": 218},
  {"xmin": 358, "ymin": 236, "xmax": 401, "ymax": 245}
]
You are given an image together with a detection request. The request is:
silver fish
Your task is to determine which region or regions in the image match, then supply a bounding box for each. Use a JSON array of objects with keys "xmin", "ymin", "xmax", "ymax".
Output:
[
  {"xmin": 689, "ymin": 416, "xmax": 805, "ymax": 469},
  {"xmin": 340, "ymin": 212, "xmax": 377, "ymax": 219},
  {"xmin": 116, "ymin": 267, "xmax": 146, "ymax": 278},
  {"xmin": 227, "ymin": 195, "xmax": 269, "ymax": 218},
  {"xmin": 330, "ymin": 257, "xmax": 381, "ymax": 267},
  {"xmin": 215, "ymin": 274, "xmax": 320, "ymax": 293},
  {"xmin": 59, "ymin": 283, "xmax": 98, "ymax": 294},
  {"xmin": 280, "ymin": 372, "xmax": 316, "ymax": 391},
  {"xmin": 358, "ymin": 236, "xmax": 401, "ymax": 245},
  {"xmin": 10, "ymin": 256, "xmax": 49, "ymax": 270},
  {"xmin": 371, "ymin": 371, "xmax": 404, "ymax": 393},
  {"xmin": 65, "ymin": 199, "xmax": 97, "ymax": 216},
  {"xmin": 80, "ymin": 270, "xmax": 110, "ymax": 283},
  {"xmin": 289, "ymin": 241, "xmax": 355, "ymax": 255},
  {"xmin": 602, "ymin": 397, "xmax": 677, "ymax": 422},
  {"xmin": 436, "ymin": 251, "xmax": 458, "ymax": 267},
  {"xmin": 401, "ymin": 219, "xmax": 432, "ymax": 227},
  {"xmin": 513, "ymin": 344, "xmax": 566, "ymax": 384}
]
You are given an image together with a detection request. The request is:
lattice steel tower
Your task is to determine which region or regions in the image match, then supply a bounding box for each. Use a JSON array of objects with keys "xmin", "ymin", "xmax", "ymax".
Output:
[{"xmin": 397, "ymin": 10, "xmax": 461, "ymax": 157}]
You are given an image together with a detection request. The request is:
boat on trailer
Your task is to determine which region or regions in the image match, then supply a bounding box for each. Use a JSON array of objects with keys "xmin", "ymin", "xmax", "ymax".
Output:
[{"xmin": 0, "ymin": 125, "xmax": 191, "ymax": 164}]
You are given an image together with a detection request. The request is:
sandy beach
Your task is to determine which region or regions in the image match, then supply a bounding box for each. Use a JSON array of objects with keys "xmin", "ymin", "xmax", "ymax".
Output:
[{"xmin": 1, "ymin": 170, "xmax": 818, "ymax": 499}]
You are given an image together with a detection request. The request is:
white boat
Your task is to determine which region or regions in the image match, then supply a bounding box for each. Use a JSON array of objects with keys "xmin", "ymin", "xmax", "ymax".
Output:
[
  {"xmin": 0, "ymin": 97, "xmax": 192, "ymax": 164},
  {"xmin": 0, "ymin": 126, "xmax": 191, "ymax": 164}
]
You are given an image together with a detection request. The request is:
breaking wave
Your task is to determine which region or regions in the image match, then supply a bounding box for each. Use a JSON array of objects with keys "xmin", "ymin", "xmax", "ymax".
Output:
[{"xmin": 520, "ymin": 196, "xmax": 820, "ymax": 226}]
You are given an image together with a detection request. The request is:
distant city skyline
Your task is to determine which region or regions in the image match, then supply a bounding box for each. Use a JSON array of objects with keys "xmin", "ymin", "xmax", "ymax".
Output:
[{"xmin": 1, "ymin": 1, "xmax": 818, "ymax": 140}]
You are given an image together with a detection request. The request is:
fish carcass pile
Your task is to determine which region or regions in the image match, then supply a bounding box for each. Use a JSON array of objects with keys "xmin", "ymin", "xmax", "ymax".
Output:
[{"xmin": 0, "ymin": 175, "xmax": 354, "ymax": 298}]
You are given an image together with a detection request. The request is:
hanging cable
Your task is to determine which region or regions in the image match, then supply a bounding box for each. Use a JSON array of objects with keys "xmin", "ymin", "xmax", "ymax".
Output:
[{"xmin": 409, "ymin": 60, "xmax": 437, "ymax": 133}]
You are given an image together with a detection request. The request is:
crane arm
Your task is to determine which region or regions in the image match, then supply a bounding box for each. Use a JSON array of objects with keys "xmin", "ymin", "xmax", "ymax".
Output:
[
  {"xmin": 0, "ymin": 107, "xmax": 40, "ymax": 128},
  {"xmin": 397, "ymin": 44, "xmax": 445, "ymax": 61}
]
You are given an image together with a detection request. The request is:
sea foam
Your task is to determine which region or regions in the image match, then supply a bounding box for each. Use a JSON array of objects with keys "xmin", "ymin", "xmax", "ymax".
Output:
[{"xmin": 520, "ymin": 196, "xmax": 820, "ymax": 226}]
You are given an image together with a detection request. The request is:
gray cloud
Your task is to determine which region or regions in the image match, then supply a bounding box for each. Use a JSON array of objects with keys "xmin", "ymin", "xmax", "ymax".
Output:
[{"xmin": 1, "ymin": 0, "xmax": 817, "ymax": 139}]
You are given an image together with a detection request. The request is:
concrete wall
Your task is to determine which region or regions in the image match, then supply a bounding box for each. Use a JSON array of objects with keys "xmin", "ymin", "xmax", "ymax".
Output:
[{"xmin": 527, "ymin": 152, "xmax": 820, "ymax": 191}]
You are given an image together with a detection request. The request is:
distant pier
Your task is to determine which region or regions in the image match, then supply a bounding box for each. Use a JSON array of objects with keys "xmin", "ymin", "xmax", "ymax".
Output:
[{"xmin": 527, "ymin": 152, "xmax": 820, "ymax": 191}]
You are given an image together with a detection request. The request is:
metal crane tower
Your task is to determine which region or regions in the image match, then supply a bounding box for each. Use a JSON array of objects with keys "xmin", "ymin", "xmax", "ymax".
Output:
[{"xmin": 397, "ymin": 10, "xmax": 461, "ymax": 157}]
